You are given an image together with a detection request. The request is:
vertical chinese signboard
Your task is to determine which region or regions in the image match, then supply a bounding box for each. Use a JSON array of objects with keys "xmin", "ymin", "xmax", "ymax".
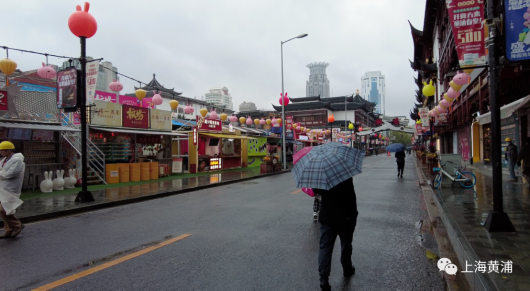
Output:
[
  {"xmin": 504, "ymin": 0, "xmax": 530, "ymax": 61},
  {"xmin": 0, "ymin": 90, "xmax": 7, "ymax": 111},
  {"xmin": 419, "ymin": 107, "xmax": 430, "ymax": 125},
  {"xmin": 122, "ymin": 104, "xmax": 149, "ymax": 128},
  {"xmin": 286, "ymin": 116, "xmax": 293, "ymax": 130},
  {"xmin": 57, "ymin": 67, "xmax": 78, "ymax": 109},
  {"xmin": 447, "ymin": 0, "xmax": 486, "ymax": 67},
  {"xmin": 86, "ymin": 61, "xmax": 99, "ymax": 104}
]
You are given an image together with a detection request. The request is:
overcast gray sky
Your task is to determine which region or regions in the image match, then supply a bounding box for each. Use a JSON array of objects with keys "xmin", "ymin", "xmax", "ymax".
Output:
[{"xmin": 3, "ymin": 0, "xmax": 425, "ymax": 117}]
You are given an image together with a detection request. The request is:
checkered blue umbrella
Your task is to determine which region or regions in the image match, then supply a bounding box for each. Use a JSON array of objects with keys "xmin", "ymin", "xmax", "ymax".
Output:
[{"xmin": 292, "ymin": 142, "xmax": 365, "ymax": 190}]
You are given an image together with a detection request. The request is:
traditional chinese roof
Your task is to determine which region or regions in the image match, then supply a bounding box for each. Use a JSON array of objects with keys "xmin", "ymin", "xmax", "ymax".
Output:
[
  {"xmin": 321, "ymin": 95, "xmax": 354, "ymax": 103},
  {"xmin": 272, "ymin": 101, "xmax": 333, "ymax": 111},
  {"xmin": 408, "ymin": 20, "xmax": 423, "ymax": 39},
  {"xmin": 134, "ymin": 74, "xmax": 182, "ymax": 96},
  {"xmin": 288, "ymin": 95, "xmax": 321, "ymax": 102},
  {"xmin": 420, "ymin": 60, "xmax": 438, "ymax": 73},
  {"xmin": 329, "ymin": 102, "xmax": 367, "ymax": 111}
]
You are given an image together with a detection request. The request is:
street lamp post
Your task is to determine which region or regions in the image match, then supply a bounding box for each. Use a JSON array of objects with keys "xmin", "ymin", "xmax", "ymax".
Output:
[
  {"xmin": 68, "ymin": 2, "xmax": 97, "ymax": 202},
  {"xmin": 281, "ymin": 33, "xmax": 308, "ymax": 170}
]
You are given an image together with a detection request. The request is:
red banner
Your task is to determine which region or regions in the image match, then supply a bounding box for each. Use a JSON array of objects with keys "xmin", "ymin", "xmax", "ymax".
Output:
[
  {"xmin": 447, "ymin": 0, "xmax": 486, "ymax": 67},
  {"xmin": 196, "ymin": 116, "xmax": 222, "ymax": 132},
  {"xmin": 0, "ymin": 90, "xmax": 7, "ymax": 111},
  {"xmin": 122, "ymin": 104, "xmax": 149, "ymax": 128},
  {"xmin": 286, "ymin": 116, "xmax": 293, "ymax": 130}
]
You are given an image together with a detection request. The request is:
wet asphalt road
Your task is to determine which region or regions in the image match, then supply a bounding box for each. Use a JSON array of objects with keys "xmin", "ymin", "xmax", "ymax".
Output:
[{"xmin": 1, "ymin": 154, "xmax": 444, "ymax": 291}]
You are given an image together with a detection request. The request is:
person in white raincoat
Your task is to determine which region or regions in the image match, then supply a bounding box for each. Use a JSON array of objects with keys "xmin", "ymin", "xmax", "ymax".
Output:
[{"xmin": 0, "ymin": 141, "xmax": 25, "ymax": 238}]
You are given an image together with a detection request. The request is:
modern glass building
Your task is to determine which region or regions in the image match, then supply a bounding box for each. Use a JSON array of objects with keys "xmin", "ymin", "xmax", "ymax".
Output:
[{"xmin": 360, "ymin": 71, "xmax": 385, "ymax": 115}]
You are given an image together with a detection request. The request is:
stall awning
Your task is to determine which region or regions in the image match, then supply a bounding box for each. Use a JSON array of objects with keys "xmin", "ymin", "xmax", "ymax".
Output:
[
  {"xmin": 173, "ymin": 119, "xmax": 196, "ymax": 126},
  {"xmin": 90, "ymin": 126, "xmax": 188, "ymax": 136},
  {"xmin": 201, "ymin": 133, "xmax": 256, "ymax": 140},
  {"xmin": 0, "ymin": 122, "xmax": 80, "ymax": 132},
  {"xmin": 476, "ymin": 98, "xmax": 525, "ymax": 125}
]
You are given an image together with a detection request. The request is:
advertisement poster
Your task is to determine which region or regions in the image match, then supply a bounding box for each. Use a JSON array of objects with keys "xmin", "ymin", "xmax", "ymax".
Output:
[
  {"xmin": 504, "ymin": 0, "xmax": 530, "ymax": 61},
  {"xmin": 122, "ymin": 104, "xmax": 149, "ymax": 128},
  {"xmin": 119, "ymin": 95, "xmax": 154, "ymax": 108},
  {"xmin": 8, "ymin": 128, "xmax": 32, "ymax": 140},
  {"xmin": 172, "ymin": 158, "xmax": 183, "ymax": 173},
  {"xmin": 150, "ymin": 108, "xmax": 172, "ymax": 130},
  {"xmin": 0, "ymin": 90, "xmax": 8, "ymax": 111},
  {"xmin": 419, "ymin": 107, "xmax": 430, "ymax": 125},
  {"xmin": 91, "ymin": 100, "xmax": 122, "ymax": 126},
  {"xmin": 57, "ymin": 67, "xmax": 78, "ymax": 109},
  {"xmin": 94, "ymin": 90, "xmax": 117, "ymax": 103},
  {"xmin": 86, "ymin": 61, "xmax": 99, "ymax": 104},
  {"xmin": 196, "ymin": 116, "xmax": 222, "ymax": 132},
  {"xmin": 434, "ymin": 112, "xmax": 448, "ymax": 126},
  {"xmin": 447, "ymin": 0, "xmax": 486, "ymax": 67}
]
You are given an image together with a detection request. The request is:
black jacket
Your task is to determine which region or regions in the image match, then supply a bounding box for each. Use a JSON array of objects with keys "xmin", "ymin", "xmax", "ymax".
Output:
[
  {"xmin": 395, "ymin": 151, "xmax": 406, "ymax": 162},
  {"xmin": 314, "ymin": 178, "xmax": 358, "ymax": 225},
  {"xmin": 506, "ymin": 143, "xmax": 518, "ymax": 161}
]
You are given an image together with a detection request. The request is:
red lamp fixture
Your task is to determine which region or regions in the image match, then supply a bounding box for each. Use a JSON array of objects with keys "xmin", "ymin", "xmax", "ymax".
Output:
[
  {"xmin": 68, "ymin": 2, "xmax": 98, "ymax": 38},
  {"xmin": 328, "ymin": 114, "xmax": 335, "ymax": 123}
]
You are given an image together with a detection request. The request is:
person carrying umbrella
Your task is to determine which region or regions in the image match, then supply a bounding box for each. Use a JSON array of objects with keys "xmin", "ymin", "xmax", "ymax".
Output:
[
  {"xmin": 292, "ymin": 142, "xmax": 364, "ymax": 290},
  {"xmin": 395, "ymin": 151, "xmax": 405, "ymax": 178}
]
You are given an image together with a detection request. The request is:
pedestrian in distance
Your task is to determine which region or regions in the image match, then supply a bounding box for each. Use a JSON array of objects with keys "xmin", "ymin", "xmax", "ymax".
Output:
[
  {"xmin": 517, "ymin": 137, "xmax": 530, "ymax": 187},
  {"xmin": 395, "ymin": 150, "xmax": 406, "ymax": 178},
  {"xmin": 505, "ymin": 137, "xmax": 518, "ymax": 182},
  {"xmin": 314, "ymin": 177, "xmax": 358, "ymax": 291},
  {"xmin": 0, "ymin": 141, "xmax": 25, "ymax": 239}
]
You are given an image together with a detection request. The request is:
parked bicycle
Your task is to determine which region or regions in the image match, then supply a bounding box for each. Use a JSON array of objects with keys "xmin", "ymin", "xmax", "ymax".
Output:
[{"xmin": 432, "ymin": 160, "xmax": 477, "ymax": 189}]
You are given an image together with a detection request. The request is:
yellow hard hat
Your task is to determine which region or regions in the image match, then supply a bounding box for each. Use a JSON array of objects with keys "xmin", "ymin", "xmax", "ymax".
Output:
[
  {"xmin": 0, "ymin": 141, "xmax": 15, "ymax": 150},
  {"xmin": 505, "ymin": 137, "xmax": 512, "ymax": 142}
]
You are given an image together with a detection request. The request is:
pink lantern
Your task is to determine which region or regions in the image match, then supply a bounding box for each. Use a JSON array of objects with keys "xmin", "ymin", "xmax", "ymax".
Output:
[
  {"xmin": 108, "ymin": 79, "xmax": 123, "ymax": 92},
  {"xmin": 446, "ymin": 88, "xmax": 460, "ymax": 100},
  {"xmin": 246, "ymin": 116, "xmax": 252, "ymax": 125},
  {"xmin": 209, "ymin": 109, "xmax": 218, "ymax": 119},
  {"xmin": 279, "ymin": 92, "xmax": 289, "ymax": 106},
  {"xmin": 271, "ymin": 118, "xmax": 278, "ymax": 125},
  {"xmin": 37, "ymin": 62, "xmax": 56, "ymax": 79},
  {"xmin": 229, "ymin": 114, "xmax": 237, "ymax": 122},
  {"xmin": 452, "ymin": 71, "xmax": 471, "ymax": 85},
  {"xmin": 152, "ymin": 91, "xmax": 163, "ymax": 105},
  {"xmin": 184, "ymin": 104, "xmax": 194, "ymax": 114},
  {"xmin": 259, "ymin": 118, "xmax": 266, "ymax": 125},
  {"xmin": 429, "ymin": 110, "xmax": 435, "ymax": 117},
  {"xmin": 440, "ymin": 99, "xmax": 451, "ymax": 108}
]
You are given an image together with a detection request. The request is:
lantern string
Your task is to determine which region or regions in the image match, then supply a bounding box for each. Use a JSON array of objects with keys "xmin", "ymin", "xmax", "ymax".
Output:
[{"xmin": 1, "ymin": 46, "xmax": 75, "ymax": 59}]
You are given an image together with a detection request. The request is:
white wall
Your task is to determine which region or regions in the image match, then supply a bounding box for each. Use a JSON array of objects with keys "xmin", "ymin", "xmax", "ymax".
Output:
[{"xmin": 330, "ymin": 110, "xmax": 357, "ymax": 123}]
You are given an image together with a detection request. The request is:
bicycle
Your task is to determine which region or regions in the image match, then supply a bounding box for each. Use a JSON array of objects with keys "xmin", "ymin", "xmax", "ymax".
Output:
[{"xmin": 432, "ymin": 160, "xmax": 477, "ymax": 189}]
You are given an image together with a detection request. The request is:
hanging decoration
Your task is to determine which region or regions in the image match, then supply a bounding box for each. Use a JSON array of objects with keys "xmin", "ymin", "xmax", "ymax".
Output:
[
  {"xmin": 279, "ymin": 92, "xmax": 289, "ymax": 106},
  {"xmin": 0, "ymin": 48, "xmax": 17, "ymax": 77},
  {"xmin": 184, "ymin": 104, "xmax": 194, "ymax": 114},
  {"xmin": 220, "ymin": 112, "xmax": 227, "ymax": 121},
  {"xmin": 246, "ymin": 116, "xmax": 252, "ymax": 125},
  {"xmin": 259, "ymin": 118, "xmax": 266, "ymax": 125},
  {"xmin": 266, "ymin": 118, "xmax": 271, "ymax": 125},
  {"xmin": 254, "ymin": 119, "xmax": 260, "ymax": 125},
  {"xmin": 209, "ymin": 109, "xmax": 218, "ymax": 119},
  {"xmin": 328, "ymin": 114, "xmax": 335, "ymax": 123},
  {"xmin": 68, "ymin": 2, "xmax": 98, "ymax": 38},
  {"xmin": 453, "ymin": 71, "xmax": 471, "ymax": 85},
  {"xmin": 108, "ymin": 79, "xmax": 123, "ymax": 92},
  {"xmin": 135, "ymin": 88, "xmax": 146, "ymax": 101},
  {"xmin": 229, "ymin": 114, "xmax": 237, "ymax": 122},
  {"xmin": 422, "ymin": 80, "xmax": 435, "ymax": 97},
  {"xmin": 169, "ymin": 100, "xmax": 179, "ymax": 111},
  {"xmin": 276, "ymin": 118, "xmax": 282, "ymax": 125},
  {"xmin": 200, "ymin": 108, "xmax": 208, "ymax": 117},
  {"xmin": 37, "ymin": 62, "xmax": 57, "ymax": 79},
  {"xmin": 152, "ymin": 91, "xmax": 163, "ymax": 105}
]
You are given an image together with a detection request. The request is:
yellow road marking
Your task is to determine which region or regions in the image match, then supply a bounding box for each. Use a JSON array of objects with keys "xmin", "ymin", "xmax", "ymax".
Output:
[
  {"xmin": 32, "ymin": 234, "xmax": 191, "ymax": 291},
  {"xmin": 291, "ymin": 189, "xmax": 302, "ymax": 194}
]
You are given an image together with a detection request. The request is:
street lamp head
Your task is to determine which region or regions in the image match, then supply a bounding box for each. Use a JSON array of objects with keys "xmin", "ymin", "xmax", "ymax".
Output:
[
  {"xmin": 297, "ymin": 33, "xmax": 308, "ymax": 39},
  {"xmin": 68, "ymin": 2, "xmax": 98, "ymax": 38}
]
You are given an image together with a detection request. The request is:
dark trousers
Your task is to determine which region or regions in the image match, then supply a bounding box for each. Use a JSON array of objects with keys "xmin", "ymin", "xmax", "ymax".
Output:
[
  {"xmin": 318, "ymin": 222, "xmax": 356, "ymax": 281},
  {"xmin": 397, "ymin": 162, "xmax": 405, "ymax": 175}
]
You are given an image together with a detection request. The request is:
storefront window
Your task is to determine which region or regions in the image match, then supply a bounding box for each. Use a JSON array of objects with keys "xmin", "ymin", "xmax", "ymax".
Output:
[{"xmin": 221, "ymin": 138, "xmax": 241, "ymax": 157}]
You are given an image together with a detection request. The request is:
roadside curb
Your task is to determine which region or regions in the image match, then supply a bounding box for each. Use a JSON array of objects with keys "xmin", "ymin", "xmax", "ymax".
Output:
[
  {"xmin": 9, "ymin": 170, "xmax": 291, "ymax": 226},
  {"xmin": 413, "ymin": 157, "xmax": 470, "ymax": 291}
]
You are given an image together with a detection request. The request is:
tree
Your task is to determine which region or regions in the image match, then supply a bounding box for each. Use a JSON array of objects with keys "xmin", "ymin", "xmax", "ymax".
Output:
[{"xmin": 390, "ymin": 131, "xmax": 412, "ymax": 146}]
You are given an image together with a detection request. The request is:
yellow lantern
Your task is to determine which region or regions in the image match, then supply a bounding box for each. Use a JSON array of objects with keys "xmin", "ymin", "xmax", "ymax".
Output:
[
  {"xmin": 449, "ymin": 81, "xmax": 463, "ymax": 92},
  {"xmin": 220, "ymin": 113, "xmax": 228, "ymax": 121},
  {"xmin": 461, "ymin": 65, "xmax": 474, "ymax": 75},
  {"xmin": 169, "ymin": 100, "xmax": 179, "ymax": 111},
  {"xmin": 266, "ymin": 119, "xmax": 271, "ymax": 125},
  {"xmin": 416, "ymin": 120, "xmax": 422, "ymax": 125},
  {"xmin": 292, "ymin": 124, "xmax": 297, "ymax": 129},
  {"xmin": 348, "ymin": 123, "xmax": 354, "ymax": 130},
  {"xmin": 301, "ymin": 126, "xmax": 305, "ymax": 131},
  {"xmin": 135, "ymin": 88, "xmax": 146, "ymax": 101},
  {"xmin": 277, "ymin": 118, "xmax": 282, "ymax": 124},
  {"xmin": 239, "ymin": 116, "xmax": 246, "ymax": 124},
  {"xmin": 254, "ymin": 119, "xmax": 259, "ymax": 125},
  {"xmin": 200, "ymin": 108, "xmax": 208, "ymax": 117},
  {"xmin": 0, "ymin": 58, "xmax": 17, "ymax": 76},
  {"xmin": 422, "ymin": 80, "xmax": 435, "ymax": 97},
  {"xmin": 306, "ymin": 128, "xmax": 310, "ymax": 133}
]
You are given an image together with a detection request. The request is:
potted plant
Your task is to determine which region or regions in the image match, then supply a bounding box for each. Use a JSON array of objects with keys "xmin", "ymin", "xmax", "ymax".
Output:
[
  {"xmin": 272, "ymin": 156, "xmax": 281, "ymax": 171},
  {"xmin": 426, "ymin": 143, "xmax": 439, "ymax": 174},
  {"xmin": 260, "ymin": 156, "xmax": 273, "ymax": 173}
]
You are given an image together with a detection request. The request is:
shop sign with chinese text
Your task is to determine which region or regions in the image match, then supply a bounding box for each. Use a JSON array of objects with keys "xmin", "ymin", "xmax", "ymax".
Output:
[
  {"xmin": 0, "ymin": 90, "xmax": 7, "ymax": 111},
  {"xmin": 122, "ymin": 104, "xmax": 149, "ymax": 128},
  {"xmin": 286, "ymin": 116, "xmax": 293, "ymax": 130},
  {"xmin": 193, "ymin": 127, "xmax": 198, "ymax": 145},
  {"xmin": 419, "ymin": 107, "xmax": 430, "ymax": 125},
  {"xmin": 57, "ymin": 67, "xmax": 78, "ymax": 109},
  {"xmin": 504, "ymin": 0, "xmax": 530, "ymax": 61},
  {"xmin": 150, "ymin": 108, "xmax": 172, "ymax": 130},
  {"xmin": 86, "ymin": 61, "xmax": 99, "ymax": 104},
  {"xmin": 447, "ymin": 0, "xmax": 486, "ymax": 66},
  {"xmin": 91, "ymin": 100, "xmax": 122, "ymax": 126},
  {"xmin": 196, "ymin": 116, "xmax": 222, "ymax": 132}
]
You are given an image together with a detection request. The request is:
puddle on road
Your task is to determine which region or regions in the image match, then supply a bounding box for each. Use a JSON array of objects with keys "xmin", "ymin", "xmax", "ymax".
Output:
[{"xmin": 416, "ymin": 220, "xmax": 439, "ymax": 260}]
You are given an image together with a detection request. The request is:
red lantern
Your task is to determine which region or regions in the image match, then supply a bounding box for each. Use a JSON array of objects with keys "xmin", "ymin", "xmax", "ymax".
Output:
[
  {"xmin": 279, "ymin": 93, "xmax": 290, "ymax": 106},
  {"xmin": 328, "ymin": 114, "xmax": 335, "ymax": 123},
  {"xmin": 99, "ymin": 133, "xmax": 103, "ymax": 138},
  {"xmin": 359, "ymin": 126, "xmax": 363, "ymax": 131},
  {"xmin": 112, "ymin": 132, "xmax": 115, "ymax": 137},
  {"xmin": 68, "ymin": 2, "xmax": 98, "ymax": 38}
]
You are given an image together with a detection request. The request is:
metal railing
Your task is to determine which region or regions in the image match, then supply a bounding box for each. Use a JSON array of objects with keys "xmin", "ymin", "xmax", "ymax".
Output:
[{"xmin": 61, "ymin": 112, "xmax": 107, "ymax": 185}]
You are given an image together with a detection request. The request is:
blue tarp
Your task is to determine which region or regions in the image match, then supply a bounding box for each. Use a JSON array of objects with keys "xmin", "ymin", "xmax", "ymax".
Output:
[{"xmin": 172, "ymin": 119, "xmax": 196, "ymax": 126}]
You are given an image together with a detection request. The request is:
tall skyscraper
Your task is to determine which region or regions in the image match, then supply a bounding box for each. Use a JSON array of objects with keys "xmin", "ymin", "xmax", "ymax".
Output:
[
  {"xmin": 203, "ymin": 87, "xmax": 234, "ymax": 110},
  {"xmin": 360, "ymin": 71, "xmax": 385, "ymax": 115},
  {"xmin": 306, "ymin": 62, "xmax": 330, "ymax": 98}
]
